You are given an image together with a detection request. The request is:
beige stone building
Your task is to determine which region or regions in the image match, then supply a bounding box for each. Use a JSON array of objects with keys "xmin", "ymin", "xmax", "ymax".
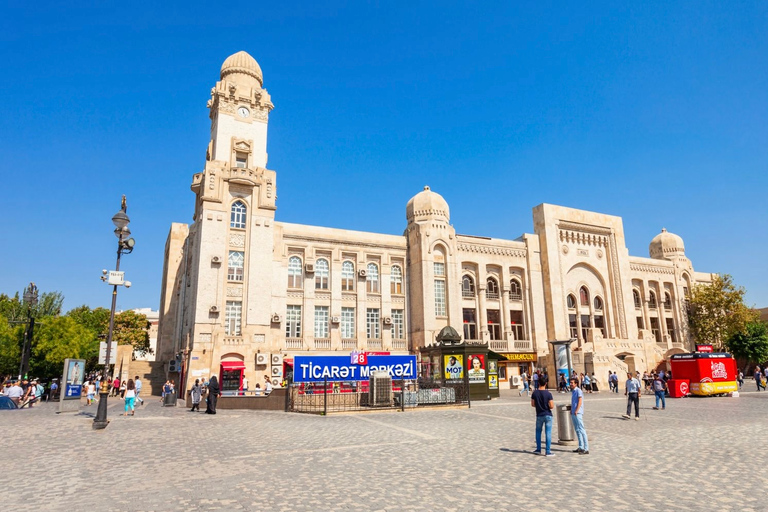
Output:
[{"xmin": 157, "ymin": 51, "xmax": 716, "ymax": 393}]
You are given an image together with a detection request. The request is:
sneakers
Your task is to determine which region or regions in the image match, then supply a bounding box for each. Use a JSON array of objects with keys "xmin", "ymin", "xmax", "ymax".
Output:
[
  {"xmin": 573, "ymin": 448, "xmax": 583, "ymax": 453},
  {"xmin": 579, "ymin": 450, "xmax": 590, "ymax": 455},
  {"xmin": 532, "ymin": 450, "xmax": 542, "ymax": 456},
  {"xmin": 545, "ymin": 453, "xmax": 555, "ymax": 457},
  {"xmin": 622, "ymin": 414, "xmax": 630, "ymax": 419},
  {"xmin": 634, "ymin": 416, "xmax": 640, "ymax": 421},
  {"xmin": 652, "ymin": 406, "xmax": 659, "ymax": 410}
]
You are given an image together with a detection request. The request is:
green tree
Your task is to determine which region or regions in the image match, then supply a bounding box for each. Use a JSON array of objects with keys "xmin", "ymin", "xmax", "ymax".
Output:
[
  {"xmin": 0, "ymin": 290, "xmax": 63, "ymax": 322},
  {"xmin": 65, "ymin": 306, "xmax": 150, "ymax": 354},
  {"xmin": 31, "ymin": 316, "xmax": 98, "ymax": 377},
  {"xmin": 0, "ymin": 316, "xmax": 23, "ymax": 376},
  {"xmin": 687, "ymin": 274, "xmax": 757, "ymax": 350},
  {"xmin": 726, "ymin": 321, "xmax": 768, "ymax": 368}
]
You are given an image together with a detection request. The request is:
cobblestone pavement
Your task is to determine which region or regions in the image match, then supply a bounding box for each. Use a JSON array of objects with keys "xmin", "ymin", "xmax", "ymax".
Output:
[{"xmin": 1, "ymin": 388, "xmax": 766, "ymax": 512}]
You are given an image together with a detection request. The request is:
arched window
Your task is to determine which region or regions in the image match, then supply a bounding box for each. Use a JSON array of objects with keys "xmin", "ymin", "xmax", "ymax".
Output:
[
  {"xmin": 230, "ymin": 200, "xmax": 247, "ymax": 229},
  {"xmin": 594, "ymin": 296, "xmax": 603, "ymax": 311},
  {"xmin": 315, "ymin": 258, "xmax": 329, "ymax": 290},
  {"xmin": 341, "ymin": 261, "xmax": 355, "ymax": 291},
  {"xmin": 664, "ymin": 292, "xmax": 672, "ymax": 311},
  {"xmin": 287, "ymin": 256, "xmax": 302, "ymax": 288},
  {"xmin": 462, "ymin": 275, "xmax": 475, "ymax": 298},
  {"xmin": 391, "ymin": 265, "xmax": 403, "ymax": 295},
  {"xmin": 579, "ymin": 287, "xmax": 589, "ymax": 306},
  {"xmin": 366, "ymin": 263, "xmax": 379, "ymax": 293},
  {"xmin": 486, "ymin": 278, "xmax": 499, "ymax": 299},
  {"xmin": 509, "ymin": 279, "xmax": 522, "ymax": 300},
  {"xmin": 633, "ymin": 289, "xmax": 642, "ymax": 309},
  {"xmin": 567, "ymin": 294, "xmax": 577, "ymax": 309},
  {"xmin": 648, "ymin": 291, "xmax": 657, "ymax": 309}
]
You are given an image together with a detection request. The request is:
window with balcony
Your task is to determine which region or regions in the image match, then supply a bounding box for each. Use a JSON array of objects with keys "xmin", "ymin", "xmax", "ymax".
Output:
[
  {"xmin": 235, "ymin": 152, "xmax": 247, "ymax": 168},
  {"xmin": 633, "ymin": 289, "xmax": 642, "ymax": 309},
  {"xmin": 487, "ymin": 309, "xmax": 501, "ymax": 340},
  {"xmin": 486, "ymin": 278, "xmax": 499, "ymax": 300},
  {"xmin": 227, "ymin": 251, "xmax": 244, "ymax": 281},
  {"xmin": 509, "ymin": 310, "xmax": 525, "ymax": 340},
  {"xmin": 314, "ymin": 306, "xmax": 329, "ymax": 338},
  {"xmin": 463, "ymin": 308, "xmax": 477, "ymax": 340},
  {"xmin": 569, "ymin": 314, "xmax": 578, "ymax": 339},
  {"xmin": 391, "ymin": 309, "xmax": 404, "ymax": 339},
  {"xmin": 315, "ymin": 258, "xmax": 329, "ymax": 290},
  {"xmin": 509, "ymin": 279, "xmax": 522, "ymax": 301},
  {"xmin": 391, "ymin": 265, "xmax": 403, "ymax": 295},
  {"xmin": 230, "ymin": 201, "xmax": 247, "ymax": 229},
  {"xmin": 366, "ymin": 308, "xmax": 380, "ymax": 339},
  {"xmin": 225, "ymin": 301, "xmax": 242, "ymax": 336},
  {"xmin": 287, "ymin": 256, "xmax": 302, "ymax": 289},
  {"xmin": 462, "ymin": 275, "xmax": 475, "ymax": 298},
  {"xmin": 650, "ymin": 317, "xmax": 661, "ymax": 342},
  {"xmin": 666, "ymin": 318, "xmax": 676, "ymax": 343},
  {"xmin": 649, "ymin": 291, "xmax": 657, "ymax": 309},
  {"xmin": 664, "ymin": 292, "xmax": 672, "ymax": 311},
  {"xmin": 581, "ymin": 314, "xmax": 591, "ymax": 341},
  {"xmin": 285, "ymin": 305, "xmax": 302, "ymax": 338},
  {"xmin": 341, "ymin": 307, "xmax": 355, "ymax": 339},
  {"xmin": 341, "ymin": 261, "xmax": 355, "ymax": 291},
  {"xmin": 366, "ymin": 263, "xmax": 380, "ymax": 293}
]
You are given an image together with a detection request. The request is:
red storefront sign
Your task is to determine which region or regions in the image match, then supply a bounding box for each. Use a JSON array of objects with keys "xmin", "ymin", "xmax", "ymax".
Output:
[{"xmin": 695, "ymin": 344, "xmax": 713, "ymax": 353}]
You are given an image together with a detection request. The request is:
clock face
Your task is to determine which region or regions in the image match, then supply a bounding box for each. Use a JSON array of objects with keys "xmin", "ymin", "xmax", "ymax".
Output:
[{"xmin": 237, "ymin": 106, "xmax": 250, "ymax": 118}]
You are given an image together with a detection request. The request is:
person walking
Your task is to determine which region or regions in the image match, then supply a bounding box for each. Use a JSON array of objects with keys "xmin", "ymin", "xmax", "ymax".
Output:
[
  {"xmin": 123, "ymin": 379, "xmax": 136, "ymax": 416},
  {"xmin": 190, "ymin": 379, "xmax": 203, "ymax": 412},
  {"xmin": 623, "ymin": 372, "xmax": 641, "ymax": 420},
  {"xmin": 652, "ymin": 373, "xmax": 667, "ymax": 410},
  {"xmin": 205, "ymin": 375, "xmax": 220, "ymax": 414},
  {"xmin": 519, "ymin": 371, "xmax": 530, "ymax": 397},
  {"xmin": 611, "ymin": 372, "xmax": 619, "ymax": 393},
  {"xmin": 590, "ymin": 372, "xmax": 599, "ymax": 393},
  {"xmin": 558, "ymin": 373, "xmax": 568, "ymax": 393},
  {"xmin": 134, "ymin": 376, "xmax": 145, "ymax": 405},
  {"xmin": 755, "ymin": 367, "xmax": 765, "ymax": 391},
  {"xmin": 241, "ymin": 375, "xmax": 249, "ymax": 395},
  {"xmin": 530, "ymin": 379, "xmax": 555, "ymax": 456},
  {"xmin": 532, "ymin": 371, "xmax": 539, "ymax": 391},
  {"xmin": 582, "ymin": 373, "xmax": 592, "ymax": 394},
  {"xmin": 570, "ymin": 377, "xmax": 589, "ymax": 454},
  {"xmin": 737, "ymin": 370, "xmax": 744, "ymax": 389}
]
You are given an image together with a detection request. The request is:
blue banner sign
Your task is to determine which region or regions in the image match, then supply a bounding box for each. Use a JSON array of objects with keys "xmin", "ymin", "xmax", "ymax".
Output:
[
  {"xmin": 294, "ymin": 355, "xmax": 417, "ymax": 383},
  {"xmin": 65, "ymin": 384, "xmax": 82, "ymax": 398}
]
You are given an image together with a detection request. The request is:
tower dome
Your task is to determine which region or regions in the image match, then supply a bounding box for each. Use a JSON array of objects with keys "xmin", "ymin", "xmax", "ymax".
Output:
[
  {"xmin": 406, "ymin": 186, "xmax": 450, "ymax": 224},
  {"xmin": 649, "ymin": 228, "xmax": 685, "ymax": 260},
  {"xmin": 220, "ymin": 51, "xmax": 263, "ymax": 86}
]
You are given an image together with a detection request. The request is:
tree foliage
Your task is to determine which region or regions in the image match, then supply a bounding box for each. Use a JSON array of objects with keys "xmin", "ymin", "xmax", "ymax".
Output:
[
  {"xmin": 32, "ymin": 316, "xmax": 98, "ymax": 377},
  {"xmin": 726, "ymin": 321, "xmax": 768, "ymax": 366},
  {"xmin": 0, "ymin": 316, "xmax": 23, "ymax": 376},
  {"xmin": 0, "ymin": 291, "xmax": 63, "ymax": 322},
  {"xmin": 687, "ymin": 274, "xmax": 757, "ymax": 349}
]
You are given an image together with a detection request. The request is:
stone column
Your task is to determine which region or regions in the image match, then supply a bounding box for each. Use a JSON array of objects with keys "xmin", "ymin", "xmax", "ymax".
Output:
[{"xmin": 477, "ymin": 283, "xmax": 488, "ymax": 342}]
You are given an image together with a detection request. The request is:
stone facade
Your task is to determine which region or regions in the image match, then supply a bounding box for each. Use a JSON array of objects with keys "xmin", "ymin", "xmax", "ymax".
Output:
[{"xmin": 157, "ymin": 52, "xmax": 716, "ymax": 392}]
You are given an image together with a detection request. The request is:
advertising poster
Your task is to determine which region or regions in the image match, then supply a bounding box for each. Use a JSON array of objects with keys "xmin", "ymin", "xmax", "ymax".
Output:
[
  {"xmin": 555, "ymin": 345, "xmax": 569, "ymax": 371},
  {"xmin": 489, "ymin": 374, "xmax": 498, "ymax": 389},
  {"xmin": 444, "ymin": 355, "xmax": 464, "ymax": 381},
  {"xmin": 467, "ymin": 354, "xmax": 485, "ymax": 383},
  {"xmin": 60, "ymin": 358, "xmax": 85, "ymax": 413}
]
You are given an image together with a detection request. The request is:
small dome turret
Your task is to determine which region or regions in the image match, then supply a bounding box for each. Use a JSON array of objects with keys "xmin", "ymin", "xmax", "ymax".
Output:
[
  {"xmin": 649, "ymin": 228, "xmax": 685, "ymax": 260},
  {"xmin": 406, "ymin": 186, "xmax": 450, "ymax": 224},
  {"xmin": 220, "ymin": 51, "xmax": 263, "ymax": 87}
]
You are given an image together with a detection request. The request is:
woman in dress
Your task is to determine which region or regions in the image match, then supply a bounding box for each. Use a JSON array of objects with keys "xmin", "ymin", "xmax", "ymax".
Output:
[
  {"xmin": 205, "ymin": 375, "xmax": 220, "ymax": 414},
  {"xmin": 123, "ymin": 379, "xmax": 136, "ymax": 416},
  {"xmin": 190, "ymin": 379, "xmax": 202, "ymax": 412}
]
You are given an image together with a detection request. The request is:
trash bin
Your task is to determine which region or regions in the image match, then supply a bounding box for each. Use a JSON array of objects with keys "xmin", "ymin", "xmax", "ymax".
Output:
[
  {"xmin": 163, "ymin": 392, "xmax": 178, "ymax": 407},
  {"xmin": 557, "ymin": 404, "xmax": 576, "ymax": 445}
]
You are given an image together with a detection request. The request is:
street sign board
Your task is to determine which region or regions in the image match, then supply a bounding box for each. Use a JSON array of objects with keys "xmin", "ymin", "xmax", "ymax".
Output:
[
  {"xmin": 98, "ymin": 341, "xmax": 118, "ymax": 365},
  {"xmin": 107, "ymin": 271, "xmax": 125, "ymax": 285}
]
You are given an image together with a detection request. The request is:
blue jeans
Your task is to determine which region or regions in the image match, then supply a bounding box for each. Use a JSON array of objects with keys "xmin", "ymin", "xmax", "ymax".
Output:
[
  {"xmin": 572, "ymin": 412, "xmax": 588, "ymax": 451},
  {"xmin": 535, "ymin": 415, "xmax": 553, "ymax": 454},
  {"xmin": 655, "ymin": 390, "xmax": 666, "ymax": 408},
  {"xmin": 520, "ymin": 382, "xmax": 530, "ymax": 396}
]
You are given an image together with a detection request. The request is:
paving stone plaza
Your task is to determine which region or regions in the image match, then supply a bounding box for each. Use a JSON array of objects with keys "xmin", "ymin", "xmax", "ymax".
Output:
[{"xmin": 2, "ymin": 388, "xmax": 766, "ymax": 511}]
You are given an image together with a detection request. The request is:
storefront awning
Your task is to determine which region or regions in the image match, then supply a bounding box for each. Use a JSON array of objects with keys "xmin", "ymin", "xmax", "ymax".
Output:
[{"xmin": 220, "ymin": 361, "xmax": 245, "ymax": 370}]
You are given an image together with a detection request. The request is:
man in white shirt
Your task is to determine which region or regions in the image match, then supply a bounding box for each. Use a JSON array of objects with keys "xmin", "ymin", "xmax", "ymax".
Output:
[
  {"xmin": 241, "ymin": 376, "xmax": 249, "ymax": 395},
  {"xmin": 7, "ymin": 381, "xmax": 24, "ymax": 405},
  {"xmin": 264, "ymin": 376, "xmax": 273, "ymax": 394},
  {"xmin": 623, "ymin": 372, "xmax": 642, "ymax": 420}
]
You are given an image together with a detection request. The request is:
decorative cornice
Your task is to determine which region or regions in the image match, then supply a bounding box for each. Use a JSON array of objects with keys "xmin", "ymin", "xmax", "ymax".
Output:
[
  {"xmin": 630, "ymin": 263, "xmax": 676, "ymax": 275},
  {"xmin": 282, "ymin": 233, "xmax": 406, "ymax": 252},
  {"xmin": 457, "ymin": 243, "xmax": 526, "ymax": 258}
]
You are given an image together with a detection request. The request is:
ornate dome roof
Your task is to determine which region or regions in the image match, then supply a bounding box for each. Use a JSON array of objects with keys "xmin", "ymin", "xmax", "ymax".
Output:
[
  {"xmin": 406, "ymin": 186, "xmax": 450, "ymax": 223},
  {"xmin": 220, "ymin": 51, "xmax": 263, "ymax": 86},
  {"xmin": 649, "ymin": 228, "xmax": 685, "ymax": 259}
]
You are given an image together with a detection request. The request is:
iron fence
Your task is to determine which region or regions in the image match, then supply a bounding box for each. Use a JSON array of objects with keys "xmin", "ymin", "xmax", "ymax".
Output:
[{"xmin": 286, "ymin": 377, "xmax": 469, "ymax": 414}]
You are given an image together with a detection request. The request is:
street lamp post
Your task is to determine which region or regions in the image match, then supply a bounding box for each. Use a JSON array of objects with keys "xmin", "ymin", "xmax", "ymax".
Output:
[
  {"xmin": 93, "ymin": 195, "xmax": 135, "ymax": 430},
  {"xmin": 18, "ymin": 282, "xmax": 39, "ymax": 380}
]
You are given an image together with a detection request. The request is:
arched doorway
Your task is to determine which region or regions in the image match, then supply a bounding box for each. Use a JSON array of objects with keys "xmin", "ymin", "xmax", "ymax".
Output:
[{"xmin": 220, "ymin": 353, "xmax": 245, "ymax": 394}]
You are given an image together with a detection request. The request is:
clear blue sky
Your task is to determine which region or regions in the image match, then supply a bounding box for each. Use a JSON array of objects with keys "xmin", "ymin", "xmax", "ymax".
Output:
[{"xmin": 1, "ymin": 2, "xmax": 766, "ymax": 313}]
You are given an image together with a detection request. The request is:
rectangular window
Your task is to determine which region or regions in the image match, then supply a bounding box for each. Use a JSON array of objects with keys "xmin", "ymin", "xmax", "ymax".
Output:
[
  {"xmin": 487, "ymin": 309, "xmax": 501, "ymax": 340},
  {"xmin": 594, "ymin": 315, "xmax": 605, "ymax": 337},
  {"xmin": 225, "ymin": 301, "xmax": 242, "ymax": 336},
  {"xmin": 569, "ymin": 314, "xmax": 578, "ymax": 339},
  {"xmin": 227, "ymin": 250, "xmax": 244, "ymax": 281},
  {"xmin": 580, "ymin": 314, "xmax": 591, "ymax": 341},
  {"xmin": 434, "ymin": 280, "xmax": 446, "ymax": 316},
  {"xmin": 650, "ymin": 317, "xmax": 661, "ymax": 342},
  {"xmin": 509, "ymin": 310, "xmax": 525, "ymax": 340},
  {"xmin": 463, "ymin": 308, "xmax": 477, "ymax": 340},
  {"xmin": 235, "ymin": 152, "xmax": 247, "ymax": 168},
  {"xmin": 391, "ymin": 309, "xmax": 404, "ymax": 339},
  {"xmin": 666, "ymin": 318, "xmax": 676, "ymax": 343},
  {"xmin": 366, "ymin": 308, "xmax": 380, "ymax": 340},
  {"xmin": 314, "ymin": 306, "xmax": 329, "ymax": 338},
  {"xmin": 285, "ymin": 305, "xmax": 302, "ymax": 338},
  {"xmin": 433, "ymin": 262, "xmax": 445, "ymax": 277},
  {"xmin": 341, "ymin": 307, "xmax": 355, "ymax": 339}
]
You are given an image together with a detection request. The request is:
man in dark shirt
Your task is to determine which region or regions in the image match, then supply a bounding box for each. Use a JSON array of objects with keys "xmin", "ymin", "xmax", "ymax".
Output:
[{"xmin": 531, "ymin": 379, "xmax": 555, "ymax": 456}]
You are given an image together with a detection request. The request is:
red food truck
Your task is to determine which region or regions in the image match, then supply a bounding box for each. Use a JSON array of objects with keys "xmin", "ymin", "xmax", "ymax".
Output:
[{"xmin": 669, "ymin": 352, "xmax": 738, "ymax": 396}]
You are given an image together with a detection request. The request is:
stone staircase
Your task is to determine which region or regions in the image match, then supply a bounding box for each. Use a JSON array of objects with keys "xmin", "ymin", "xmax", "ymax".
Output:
[{"xmin": 129, "ymin": 360, "xmax": 166, "ymax": 396}]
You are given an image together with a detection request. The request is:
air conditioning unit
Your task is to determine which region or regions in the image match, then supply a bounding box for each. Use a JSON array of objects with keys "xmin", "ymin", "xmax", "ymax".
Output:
[
  {"xmin": 209, "ymin": 306, "xmax": 219, "ymax": 314},
  {"xmin": 305, "ymin": 263, "xmax": 315, "ymax": 273},
  {"xmin": 168, "ymin": 359, "xmax": 181, "ymax": 373},
  {"xmin": 271, "ymin": 378, "xmax": 281, "ymax": 387},
  {"xmin": 369, "ymin": 371, "xmax": 392, "ymax": 407},
  {"xmin": 512, "ymin": 375, "xmax": 521, "ymax": 387},
  {"xmin": 383, "ymin": 316, "xmax": 392, "ymax": 325},
  {"xmin": 271, "ymin": 314, "xmax": 281, "ymax": 324},
  {"xmin": 358, "ymin": 269, "xmax": 367, "ymax": 278},
  {"xmin": 256, "ymin": 353, "xmax": 269, "ymax": 366},
  {"xmin": 331, "ymin": 316, "xmax": 340, "ymax": 324},
  {"xmin": 211, "ymin": 256, "xmax": 221, "ymax": 264},
  {"xmin": 271, "ymin": 366, "xmax": 283, "ymax": 378},
  {"xmin": 271, "ymin": 353, "xmax": 284, "ymax": 366}
]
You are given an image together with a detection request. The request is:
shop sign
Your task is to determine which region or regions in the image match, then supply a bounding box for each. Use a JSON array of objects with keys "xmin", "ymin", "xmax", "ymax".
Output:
[
  {"xmin": 695, "ymin": 344, "xmax": 713, "ymax": 353},
  {"xmin": 444, "ymin": 354, "xmax": 463, "ymax": 381},
  {"xmin": 502, "ymin": 353, "xmax": 537, "ymax": 362},
  {"xmin": 294, "ymin": 355, "xmax": 417, "ymax": 383}
]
